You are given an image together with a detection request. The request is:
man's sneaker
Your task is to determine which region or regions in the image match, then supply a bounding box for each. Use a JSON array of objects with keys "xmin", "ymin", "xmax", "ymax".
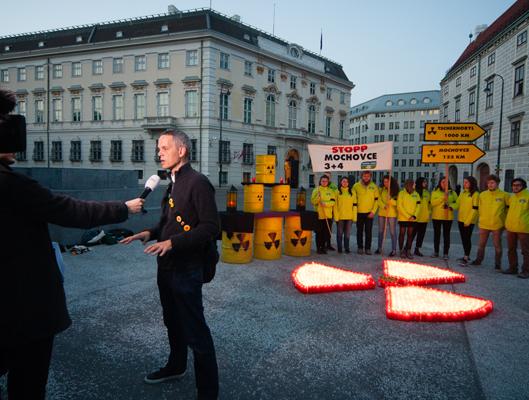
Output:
[
  {"xmin": 431, "ymin": 253, "xmax": 439, "ymax": 258},
  {"xmin": 414, "ymin": 248, "xmax": 424, "ymax": 257},
  {"xmin": 365, "ymin": 249, "xmax": 372, "ymax": 255},
  {"xmin": 357, "ymin": 248, "xmax": 364, "ymax": 255},
  {"xmin": 144, "ymin": 367, "xmax": 186, "ymax": 384},
  {"xmin": 374, "ymin": 249, "xmax": 381, "ymax": 255},
  {"xmin": 327, "ymin": 245, "xmax": 336, "ymax": 251},
  {"xmin": 495, "ymin": 265, "xmax": 501, "ymax": 271},
  {"xmin": 517, "ymin": 271, "xmax": 529, "ymax": 279},
  {"xmin": 443, "ymin": 254, "xmax": 449, "ymax": 261},
  {"xmin": 345, "ymin": 249, "xmax": 351, "ymax": 254},
  {"xmin": 502, "ymin": 268, "xmax": 518, "ymax": 275},
  {"xmin": 388, "ymin": 250, "xmax": 396, "ymax": 257},
  {"xmin": 470, "ymin": 260, "xmax": 481, "ymax": 266},
  {"xmin": 458, "ymin": 258, "xmax": 469, "ymax": 267}
]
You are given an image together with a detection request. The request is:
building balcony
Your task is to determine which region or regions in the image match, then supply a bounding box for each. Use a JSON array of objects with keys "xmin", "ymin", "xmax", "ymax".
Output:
[
  {"xmin": 141, "ymin": 116, "xmax": 178, "ymax": 131},
  {"xmin": 274, "ymin": 127, "xmax": 311, "ymax": 140}
]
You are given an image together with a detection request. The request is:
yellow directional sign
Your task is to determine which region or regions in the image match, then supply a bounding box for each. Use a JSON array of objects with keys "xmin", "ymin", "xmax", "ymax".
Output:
[
  {"xmin": 424, "ymin": 123, "xmax": 486, "ymax": 142},
  {"xmin": 421, "ymin": 144, "xmax": 486, "ymax": 164}
]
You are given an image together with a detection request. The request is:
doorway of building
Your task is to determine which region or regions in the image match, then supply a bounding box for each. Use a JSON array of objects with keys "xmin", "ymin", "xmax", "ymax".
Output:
[
  {"xmin": 285, "ymin": 149, "xmax": 300, "ymax": 188},
  {"xmin": 477, "ymin": 163, "xmax": 490, "ymax": 191}
]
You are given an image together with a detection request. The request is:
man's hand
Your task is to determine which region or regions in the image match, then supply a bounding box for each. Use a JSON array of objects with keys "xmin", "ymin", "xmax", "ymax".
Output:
[
  {"xmin": 367, "ymin": 212, "xmax": 375, "ymax": 219},
  {"xmin": 120, "ymin": 231, "xmax": 151, "ymax": 245},
  {"xmin": 125, "ymin": 198, "xmax": 145, "ymax": 214},
  {"xmin": 144, "ymin": 240, "xmax": 172, "ymax": 257}
]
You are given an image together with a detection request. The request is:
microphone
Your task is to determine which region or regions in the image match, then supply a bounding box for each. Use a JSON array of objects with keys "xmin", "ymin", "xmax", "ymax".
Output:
[{"xmin": 140, "ymin": 175, "xmax": 161, "ymax": 199}]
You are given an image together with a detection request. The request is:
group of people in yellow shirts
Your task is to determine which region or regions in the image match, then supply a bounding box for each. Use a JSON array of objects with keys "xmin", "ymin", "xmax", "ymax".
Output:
[{"xmin": 311, "ymin": 171, "xmax": 529, "ymax": 278}]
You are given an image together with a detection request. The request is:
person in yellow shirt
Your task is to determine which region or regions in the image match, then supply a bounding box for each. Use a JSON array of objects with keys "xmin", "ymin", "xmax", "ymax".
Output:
[
  {"xmin": 334, "ymin": 177, "xmax": 356, "ymax": 254},
  {"xmin": 375, "ymin": 175, "xmax": 399, "ymax": 256},
  {"xmin": 397, "ymin": 179, "xmax": 421, "ymax": 259},
  {"xmin": 323, "ymin": 172, "xmax": 339, "ymax": 251},
  {"xmin": 411, "ymin": 177, "xmax": 431, "ymax": 256},
  {"xmin": 311, "ymin": 175, "xmax": 336, "ymax": 254},
  {"xmin": 470, "ymin": 174, "xmax": 508, "ymax": 270},
  {"xmin": 456, "ymin": 176, "xmax": 479, "ymax": 266},
  {"xmin": 430, "ymin": 177, "xmax": 458, "ymax": 260},
  {"xmin": 502, "ymin": 178, "xmax": 529, "ymax": 278},
  {"xmin": 352, "ymin": 171, "xmax": 379, "ymax": 255}
]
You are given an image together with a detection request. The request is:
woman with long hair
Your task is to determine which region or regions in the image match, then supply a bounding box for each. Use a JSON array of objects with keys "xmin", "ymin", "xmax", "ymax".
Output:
[
  {"xmin": 430, "ymin": 177, "xmax": 458, "ymax": 260},
  {"xmin": 456, "ymin": 176, "xmax": 479, "ymax": 265},
  {"xmin": 311, "ymin": 175, "xmax": 336, "ymax": 254},
  {"xmin": 412, "ymin": 177, "xmax": 431, "ymax": 256},
  {"xmin": 375, "ymin": 175, "xmax": 399, "ymax": 256},
  {"xmin": 397, "ymin": 179, "xmax": 421, "ymax": 259},
  {"xmin": 334, "ymin": 176, "xmax": 356, "ymax": 253}
]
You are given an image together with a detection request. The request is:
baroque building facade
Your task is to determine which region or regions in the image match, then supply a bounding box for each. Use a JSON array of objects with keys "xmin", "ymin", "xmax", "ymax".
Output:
[
  {"xmin": 0, "ymin": 8, "xmax": 354, "ymax": 187},
  {"xmin": 440, "ymin": 0, "xmax": 529, "ymax": 191}
]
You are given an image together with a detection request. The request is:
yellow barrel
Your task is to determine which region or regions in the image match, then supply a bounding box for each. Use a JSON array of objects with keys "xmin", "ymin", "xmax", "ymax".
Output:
[
  {"xmin": 284, "ymin": 215, "xmax": 312, "ymax": 257},
  {"xmin": 271, "ymin": 184, "xmax": 291, "ymax": 212},
  {"xmin": 221, "ymin": 231, "xmax": 253, "ymax": 264},
  {"xmin": 254, "ymin": 217, "xmax": 283, "ymax": 260},
  {"xmin": 255, "ymin": 155, "xmax": 276, "ymax": 183},
  {"xmin": 243, "ymin": 184, "xmax": 264, "ymax": 213}
]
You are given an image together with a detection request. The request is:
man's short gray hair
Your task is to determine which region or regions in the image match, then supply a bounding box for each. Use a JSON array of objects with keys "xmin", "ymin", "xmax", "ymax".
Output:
[{"xmin": 162, "ymin": 129, "xmax": 191, "ymax": 161}]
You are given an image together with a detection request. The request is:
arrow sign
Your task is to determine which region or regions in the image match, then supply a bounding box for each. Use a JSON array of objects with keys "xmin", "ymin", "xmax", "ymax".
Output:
[
  {"xmin": 424, "ymin": 123, "xmax": 486, "ymax": 142},
  {"xmin": 421, "ymin": 144, "xmax": 486, "ymax": 164}
]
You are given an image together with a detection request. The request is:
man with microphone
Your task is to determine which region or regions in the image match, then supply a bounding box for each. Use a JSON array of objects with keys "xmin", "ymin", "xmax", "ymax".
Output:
[
  {"xmin": 121, "ymin": 129, "xmax": 220, "ymax": 400},
  {"xmin": 0, "ymin": 89, "xmax": 144, "ymax": 399}
]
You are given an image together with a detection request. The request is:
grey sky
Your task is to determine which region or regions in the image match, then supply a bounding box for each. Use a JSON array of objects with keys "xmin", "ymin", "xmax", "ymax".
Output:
[{"xmin": 1, "ymin": 0, "xmax": 515, "ymax": 105}]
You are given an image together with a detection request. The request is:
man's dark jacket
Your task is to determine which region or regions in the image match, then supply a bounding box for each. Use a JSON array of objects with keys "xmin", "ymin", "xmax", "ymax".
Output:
[
  {"xmin": 149, "ymin": 163, "xmax": 219, "ymax": 271},
  {"xmin": 0, "ymin": 162, "xmax": 128, "ymax": 344}
]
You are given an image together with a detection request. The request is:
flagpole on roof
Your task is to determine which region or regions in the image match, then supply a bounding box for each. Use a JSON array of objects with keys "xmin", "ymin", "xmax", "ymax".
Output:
[{"xmin": 319, "ymin": 29, "xmax": 323, "ymax": 55}]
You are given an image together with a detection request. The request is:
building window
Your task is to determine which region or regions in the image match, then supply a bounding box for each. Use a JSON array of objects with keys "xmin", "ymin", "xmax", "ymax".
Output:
[
  {"xmin": 374, "ymin": 135, "xmax": 379, "ymax": 143},
  {"xmin": 483, "ymin": 127, "xmax": 491, "ymax": 151},
  {"xmin": 113, "ymin": 58, "xmax": 123, "ymax": 74},
  {"xmin": 410, "ymin": 121, "xmax": 415, "ymax": 129},
  {"xmin": 71, "ymin": 62, "xmax": 82, "ymax": 77},
  {"xmin": 185, "ymin": 90, "xmax": 198, "ymax": 118},
  {"xmin": 456, "ymin": 76, "xmax": 461, "ymax": 87},
  {"xmin": 389, "ymin": 122, "xmax": 394, "ymax": 130},
  {"xmin": 470, "ymin": 66, "xmax": 476, "ymax": 78},
  {"xmin": 17, "ymin": 68, "xmax": 26, "ymax": 81},
  {"xmin": 402, "ymin": 159, "xmax": 407, "ymax": 167},
  {"xmin": 505, "ymin": 169, "xmax": 515, "ymax": 192},
  {"xmin": 409, "ymin": 146, "xmax": 414, "ymax": 154},
  {"xmin": 244, "ymin": 98, "xmax": 252, "ymax": 124},
  {"xmin": 158, "ymin": 53, "xmax": 170, "ymax": 69},
  {"xmin": 35, "ymin": 100, "xmax": 44, "ymax": 123},
  {"xmin": 468, "ymin": 90, "xmax": 476, "ymax": 116},
  {"xmin": 308, "ymin": 105, "xmax": 316, "ymax": 133},
  {"xmin": 219, "ymin": 171, "xmax": 228, "ymax": 185},
  {"xmin": 51, "ymin": 141, "xmax": 62, "ymax": 162},
  {"xmin": 455, "ymin": 97, "xmax": 461, "ymax": 122},
  {"xmin": 242, "ymin": 143, "xmax": 254, "ymax": 165},
  {"xmin": 132, "ymin": 140, "xmax": 144, "ymax": 162},
  {"xmin": 16, "ymin": 100, "xmax": 26, "ymax": 117},
  {"xmin": 394, "ymin": 134, "xmax": 399, "ymax": 142},
  {"xmin": 393, "ymin": 122, "xmax": 398, "ymax": 130},
  {"xmin": 92, "ymin": 60, "xmax": 103, "ymax": 75},
  {"xmin": 409, "ymin": 159, "xmax": 414, "ymax": 167},
  {"xmin": 219, "ymin": 92, "xmax": 229, "ymax": 120},
  {"xmin": 157, "ymin": 92, "xmax": 169, "ymax": 117},
  {"xmin": 403, "ymin": 147, "xmax": 408, "ymax": 155},
  {"xmin": 219, "ymin": 140, "xmax": 230, "ymax": 163},
  {"xmin": 186, "ymin": 50, "xmax": 198, "ymax": 66},
  {"xmin": 70, "ymin": 140, "xmax": 82, "ymax": 162},
  {"xmin": 517, "ymin": 30, "xmax": 527, "ymax": 46},
  {"xmin": 16, "ymin": 150, "xmax": 27, "ymax": 161},
  {"xmin": 52, "ymin": 98, "xmax": 62, "ymax": 122},
  {"xmin": 72, "ymin": 97, "xmax": 81, "ymax": 122},
  {"xmin": 190, "ymin": 139, "xmax": 197, "ymax": 162},
  {"xmin": 325, "ymin": 116, "xmax": 332, "ymax": 136},
  {"xmin": 485, "ymin": 80, "xmax": 494, "ymax": 109},
  {"xmin": 112, "ymin": 95, "xmax": 124, "ymax": 120},
  {"xmin": 403, "ymin": 134, "xmax": 408, "ymax": 142},
  {"xmin": 443, "ymin": 85, "xmax": 448, "ymax": 96},
  {"xmin": 487, "ymin": 53, "xmax": 495, "ymax": 66},
  {"xmin": 90, "ymin": 140, "xmax": 102, "ymax": 162},
  {"xmin": 310, "ymin": 82, "xmax": 316, "ymax": 95},
  {"xmin": 288, "ymin": 100, "xmax": 297, "ymax": 129},
  {"xmin": 267, "ymin": 68, "xmax": 275, "ymax": 83},
  {"xmin": 420, "ymin": 120, "xmax": 425, "ymax": 129},
  {"xmin": 220, "ymin": 52, "xmax": 230, "ymax": 69},
  {"xmin": 1, "ymin": 69, "xmax": 9, "ymax": 82},
  {"xmin": 35, "ymin": 65, "xmax": 44, "ymax": 80},
  {"xmin": 290, "ymin": 75, "xmax": 297, "ymax": 90},
  {"xmin": 394, "ymin": 159, "xmax": 399, "ymax": 167},
  {"xmin": 134, "ymin": 93, "xmax": 145, "ymax": 119},
  {"xmin": 33, "ymin": 141, "xmax": 44, "ymax": 161},
  {"xmin": 266, "ymin": 94, "xmax": 275, "ymax": 126},
  {"xmin": 514, "ymin": 64, "xmax": 524, "ymax": 97},
  {"xmin": 510, "ymin": 120, "xmax": 521, "ymax": 146},
  {"xmin": 326, "ymin": 87, "xmax": 332, "ymax": 100},
  {"xmin": 339, "ymin": 120, "xmax": 345, "ymax": 139},
  {"xmin": 243, "ymin": 172, "xmax": 251, "ymax": 183},
  {"xmin": 110, "ymin": 140, "xmax": 122, "ymax": 162},
  {"xmin": 309, "ymin": 174, "xmax": 315, "ymax": 188},
  {"xmin": 340, "ymin": 92, "xmax": 345, "ymax": 105},
  {"xmin": 92, "ymin": 96, "xmax": 103, "ymax": 121},
  {"xmin": 267, "ymin": 146, "xmax": 277, "ymax": 157},
  {"xmin": 244, "ymin": 61, "xmax": 252, "ymax": 76},
  {"xmin": 53, "ymin": 64, "xmax": 63, "ymax": 79},
  {"xmin": 135, "ymin": 55, "xmax": 146, "ymax": 71},
  {"xmin": 409, "ymin": 133, "xmax": 415, "ymax": 141},
  {"xmin": 394, "ymin": 146, "xmax": 399, "ymax": 154},
  {"xmin": 403, "ymin": 121, "xmax": 408, "ymax": 129}
]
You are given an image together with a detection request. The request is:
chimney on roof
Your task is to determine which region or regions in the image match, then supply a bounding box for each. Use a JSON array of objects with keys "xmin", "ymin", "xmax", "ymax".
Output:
[
  {"xmin": 474, "ymin": 24, "xmax": 488, "ymax": 37},
  {"xmin": 168, "ymin": 5, "xmax": 178, "ymax": 14},
  {"xmin": 231, "ymin": 14, "xmax": 241, "ymax": 22}
]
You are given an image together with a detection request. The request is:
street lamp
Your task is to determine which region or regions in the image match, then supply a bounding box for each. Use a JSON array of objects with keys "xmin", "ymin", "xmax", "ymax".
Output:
[
  {"xmin": 218, "ymin": 85, "xmax": 231, "ymax": 187},
  {"xmin": 484, "ymin": 73, "xmax": 504, "ymax": 177}
]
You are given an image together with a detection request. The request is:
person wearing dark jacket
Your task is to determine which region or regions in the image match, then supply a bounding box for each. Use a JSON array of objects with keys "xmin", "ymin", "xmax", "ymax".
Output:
[
  {"xmin": 0, "ymin": 89, "xmax": 144, "ymax": 400},
  {"xmin": 121, "ymin": 129, "xmax": 220, "ymax": 400}
]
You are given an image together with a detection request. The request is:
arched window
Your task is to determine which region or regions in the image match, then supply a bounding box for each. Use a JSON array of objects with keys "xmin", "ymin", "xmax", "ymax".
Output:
[
  {"xmin": 308, "ymin": 105, "xmax": 316, "ymax": 133},
  {"xmin": 266, "ymin": 94, "xmax": 275, "ymax": 126},
  {"xmin": 288, "ymin": 100, "xmax": 297, "ymax": 129}
]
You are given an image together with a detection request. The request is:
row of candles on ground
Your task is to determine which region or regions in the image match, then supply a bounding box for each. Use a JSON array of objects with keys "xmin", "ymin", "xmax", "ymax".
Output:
[{"xmin": 225, "ymin": 184, "xmax": 307, "ymax": 212}]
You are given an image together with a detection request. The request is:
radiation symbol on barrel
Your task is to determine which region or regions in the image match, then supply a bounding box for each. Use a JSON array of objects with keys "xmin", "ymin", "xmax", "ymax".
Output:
[
  {"xmin": 267, "ymin": 164, "xmax": 275, "ymax": 176},
  {"xmin": 264, "ymin": 232, "xmax": 281, "ymax": 250},
  {"xmin": 257, "ymin": 193, "xmax": 263, "ymax": 202},
  {"xmin": 231, "ymin": 233, "xmax": 250, "ymax": 253},
  {"xmin": 290, "ymin": 230, "xmax": 308, "ymax": 247}
]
